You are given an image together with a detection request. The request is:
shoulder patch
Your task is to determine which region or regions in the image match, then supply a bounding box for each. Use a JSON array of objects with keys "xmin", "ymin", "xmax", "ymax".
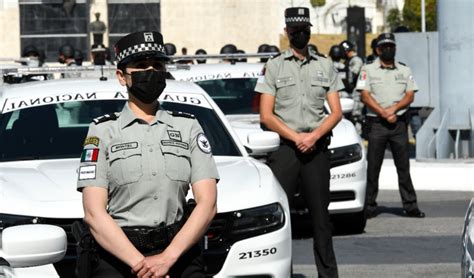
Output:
[
  {"xmin": 169, "ymin": 111, "xmax": 195, "ymax": 119},
  {"xmin": 92, "ymin": 112, "xmax": 120, "ymax": 125}
]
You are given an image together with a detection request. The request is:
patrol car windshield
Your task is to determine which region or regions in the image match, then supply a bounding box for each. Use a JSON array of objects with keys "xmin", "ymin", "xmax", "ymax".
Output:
[
  {"xmin": 196, "ymin": 78, "xmax": 260, "ymax": 114},
  {"xmin": 0, "ymin": 100, "xmax": 240, "ymax": 161}
]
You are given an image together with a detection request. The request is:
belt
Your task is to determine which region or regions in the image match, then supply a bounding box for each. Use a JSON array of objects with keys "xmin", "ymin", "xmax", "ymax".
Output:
[
  {"xmin": 122, "ymin": 221, "xmax": 182, "ymax": 251},
  {"xmin": 367, "ymin": 114, "xmax": 407, "ymax": 123}
]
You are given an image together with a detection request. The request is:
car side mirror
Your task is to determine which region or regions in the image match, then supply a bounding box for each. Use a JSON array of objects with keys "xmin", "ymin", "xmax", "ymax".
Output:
[
  {"xmin": 245, "ymin": 131, "xmax": 280, "ymax": 155},
  {"xmin": 340, "ymin": 98, "xmax": 355, "ymax": 114},
  {"xmin": 1, "ymin": 224, "xmax": 67, "ymax": 268},
  {"xmin": 324, "ymin": 98, "xmax": 355, "ymax": 114}
]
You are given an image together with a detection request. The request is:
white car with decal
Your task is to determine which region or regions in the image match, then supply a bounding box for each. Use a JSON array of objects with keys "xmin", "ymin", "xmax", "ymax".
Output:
[
  {"xmin": 0, "ymin": 76, "xmax": 291, "ymax": 277},
  {"xmin": 172, "ymin": 62, "xmax": 367, "ymax": 233}
]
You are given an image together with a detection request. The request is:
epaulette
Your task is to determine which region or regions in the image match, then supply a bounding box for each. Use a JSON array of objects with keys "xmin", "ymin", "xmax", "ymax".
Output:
[
  {"xmin": 92, "ymin": 112, "xmax": 120, "ymax": 125},
  {"xmin": 398, "ymin": 61, "xmax": 406, "ymax": 66},
  {"xmin": 315, "ymin": 52, "xmax": 327, "ymax": 58},
  {"xmin": 270, "ymin": 53, "xmax": 282, "ymax": 59},
  {"xmin": 168, "ymin": 111, "xmax": 195, "ymax": 119},
  {"xmin": 366, "ymin": 59, "xmax": 374, "ymax": 64}
]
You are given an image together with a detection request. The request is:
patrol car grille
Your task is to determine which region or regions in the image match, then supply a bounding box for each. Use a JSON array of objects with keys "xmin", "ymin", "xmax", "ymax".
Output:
[{"xmin": 330, "ymin": 191, "xmax": 356, "ymax": 202}]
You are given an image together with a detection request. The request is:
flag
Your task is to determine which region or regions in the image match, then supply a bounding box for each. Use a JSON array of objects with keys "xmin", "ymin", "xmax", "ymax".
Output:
[{"xmin": 81, "ymin": 148, "xmax": 99, "ymax": 162}]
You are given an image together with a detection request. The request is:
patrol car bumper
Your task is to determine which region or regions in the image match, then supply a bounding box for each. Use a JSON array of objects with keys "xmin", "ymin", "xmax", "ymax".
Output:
[
  {"xmin": 204, "ymin": 201, "xmax": 291, "ymax": 277},
  {"xmin": 209, "ymin": 209, "xmax": 292, "ymax": 278},
  {"xmin": 328, "ymin": 157, "xmax": 367, "ymax": 214}
]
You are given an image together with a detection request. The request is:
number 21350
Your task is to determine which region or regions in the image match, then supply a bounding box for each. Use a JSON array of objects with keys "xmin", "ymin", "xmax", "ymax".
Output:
[{"xmin": 238, "ymin": 247, "xmax": 277, "ymax": 260}]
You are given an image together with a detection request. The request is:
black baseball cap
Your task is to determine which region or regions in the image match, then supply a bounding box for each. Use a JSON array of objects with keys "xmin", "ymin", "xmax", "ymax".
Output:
[
  {"xmin": 285, "ymin": 7, "xmax": 312, "ymax": 27},
  {"xmin": 114, "ymin": 31, "xmax": 169, "ymax": 67},
  {"xmin": 377, "ymin": 33, "xmax": 396, "ymax": 46}
]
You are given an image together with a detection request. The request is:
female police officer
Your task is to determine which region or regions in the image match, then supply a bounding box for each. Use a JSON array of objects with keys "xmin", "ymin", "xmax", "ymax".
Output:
[{"xmin": 77, "ymin": 31, "xmax": 218, "ymax": 277}]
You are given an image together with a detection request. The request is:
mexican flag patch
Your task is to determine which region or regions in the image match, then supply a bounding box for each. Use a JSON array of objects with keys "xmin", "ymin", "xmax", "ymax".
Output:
[{"xmin": 81, "ymin": 148, "xmax": 99, "ymax": 162}]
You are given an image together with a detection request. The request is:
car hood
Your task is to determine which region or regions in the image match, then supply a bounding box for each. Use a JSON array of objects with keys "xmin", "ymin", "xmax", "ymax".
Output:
[
  {"xmin": 0, "ymin": 157, "xmax": 282, "ymax": 218},
  {"xmin": 226, "ymin": 114, "xmax": 360, "ymax": 149}
]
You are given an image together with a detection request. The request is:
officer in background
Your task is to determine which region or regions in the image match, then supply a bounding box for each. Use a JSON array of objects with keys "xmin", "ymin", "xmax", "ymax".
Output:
[
  {"xmin": 257, "ymin": 43, "xmax": 270, "ymax": 62},
  {"xmin": 356, "ymin": 33, "xmax": 425, "ymax": 219},
  {"xmin": 77, "ymin": 31, "xmax": 219, "ymax": 277},
  {"xmin": 255, "ymin": 7, "xmax": 341, "ymax": 278},
  {"xmin": 195, "ymin": 49, "xmax": 207, "ymax": 64},
  {"xmin": 58, "ymin": 43, "xmax": 76, "ymax": 66},
  {"xmin": 340, "ymin": 40, "xmax": 364, "ymax": 128},
  {"xmin": 366, "ymin": 38, "xmax": 378, "ymax": 63},
  {"xmin": 328, "ymin": 44, "xmax": 348, "ymax": 98},
  {"xmin": 74, "ymin": 49, "xmax": 84, "ymax": 66},
  {"xmin": 195, "ymin": 48, "xmax": 207, "ymax": 64},
  {"xmin": 91, "ymin": 44, "xmax": 112, "ymax": 66},
  {"xmin": 220, "ymin": 43, "xmax": 238, "ymax": 63}
]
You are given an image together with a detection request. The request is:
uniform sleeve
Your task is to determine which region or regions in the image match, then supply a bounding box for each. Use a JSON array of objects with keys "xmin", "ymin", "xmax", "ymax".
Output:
[
  {"xmin": 328, "ymin": 61, "xmax": 344, "ymax": 94},
  {"xmin": 349, "ymin": 57, "xmax": 363, "ymax": 76},
  {"xmin": 254, "ymin": 62, "xmax": 277, "ymax": 96},
  {"xmin": 405, "ymin": 67, "xmax": 419, "ymax": 93},
  {"xmin": 77, "ymin": 123, "xmax": 108, "ymax": 192},
  {"xmin": 355, "ymin": 65, "xmax": 371, "ymax": 91},
  {"xmin": 189, "ymin": 119, "xmax": 219, "ymax": 184}
]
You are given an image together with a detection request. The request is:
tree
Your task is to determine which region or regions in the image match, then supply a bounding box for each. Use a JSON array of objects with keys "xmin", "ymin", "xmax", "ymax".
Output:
[
  {"xmin": 310, "ymin": 0, "xmax": 325, "ymax": 7},
  {"xmin": 310, "ymin": 0, "xmax": 326, "ymax": 33},
  {"xmin": 387, "ymin": 8, "xmax": 402, "ymax": 32},
  {"xmin": 402, "ymin": 0, "xmax": 437, "ymax": 31}
]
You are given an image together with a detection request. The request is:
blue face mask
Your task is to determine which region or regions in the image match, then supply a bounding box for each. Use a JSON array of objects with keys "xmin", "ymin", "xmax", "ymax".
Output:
[{"xmin": 128, "ymin": 69, "xmax": 167, "ymax": 104}]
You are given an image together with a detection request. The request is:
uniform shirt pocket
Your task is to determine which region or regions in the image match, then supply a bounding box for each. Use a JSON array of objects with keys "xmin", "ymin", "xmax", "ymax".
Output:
[
  {"xmin": 160, "ymin": 145, "xmax": 191, "ymax": 183},
  {"xmin": 310, "ymin": 78, "xmax": 330, "ymax": 98},
  {"xmin": 395, "ymin": 79, "xmax": 408, "ymax": 91},
  {"xmin": 275, "ymin": 76, "xmax": 296, "ymax": 100},
  {"xmin": 369, "ymin": 80, "xmax": 384, "ymax": 94},
  {"xmin": 108, "ymin": 146, "xmax": 143, "ymax": 186}
]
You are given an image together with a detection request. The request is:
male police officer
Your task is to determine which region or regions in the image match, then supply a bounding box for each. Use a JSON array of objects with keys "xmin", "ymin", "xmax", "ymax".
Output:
[
  {"xmin": 77, "ymin": 31, "xmax": 218, "ymax": 277},
  {"xmin": 356, "ymin": 33, "xmax": 425, "ymax": 219},
  {"xmin": 255, "ymin": 7, "xmax": 342, "ymax": 278}
]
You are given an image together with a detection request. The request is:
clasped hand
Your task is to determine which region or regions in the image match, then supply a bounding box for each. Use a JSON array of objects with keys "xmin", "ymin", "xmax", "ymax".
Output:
[
  {"xmin": 382, "ymin": 107, "xmax": 398, "ymax": 124},
  {"xmin": 132, "ymin": 252, "xmax": 176, "ymax": 278},
  {"xmin": 295, "ymin": 132, "xmax": 317, "ymax": 153}
]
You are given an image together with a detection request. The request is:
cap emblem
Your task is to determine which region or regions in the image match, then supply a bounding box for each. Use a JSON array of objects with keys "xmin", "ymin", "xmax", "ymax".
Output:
[
  {"xmin": 144, "ymin": 32, "xmax": 154, "ymax": 42},
  {"xmin": 298, "ymin": 8, "xmax": 304, "ymax": 15}
]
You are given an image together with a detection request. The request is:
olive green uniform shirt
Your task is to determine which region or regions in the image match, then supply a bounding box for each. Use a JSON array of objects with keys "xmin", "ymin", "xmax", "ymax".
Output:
[
  {"xmin": 77, "ymin": 103, "xmax": 219, "ymax": 227},
  {"xmin": 254, "ymin": 49, "xmax": 343, "ymax": 132},
  {"xmin": 355, "ymin": 58, "xmax": 418, "ymax": 117}
]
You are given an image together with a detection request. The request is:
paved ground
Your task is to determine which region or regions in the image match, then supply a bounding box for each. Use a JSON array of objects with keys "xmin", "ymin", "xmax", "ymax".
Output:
[{"xmin": 292, "ymin": 190, "xmax": 473, "ymax": 278}]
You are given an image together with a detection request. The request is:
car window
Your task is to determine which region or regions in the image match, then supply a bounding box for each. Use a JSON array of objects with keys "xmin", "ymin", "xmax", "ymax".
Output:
[
  {"xmin": 196, "ymin": 78, "xmax": 260, "ymax": 115},
  {"xmin": 0, "ymin": 100, "xmax": 240, "ymax": 161}
]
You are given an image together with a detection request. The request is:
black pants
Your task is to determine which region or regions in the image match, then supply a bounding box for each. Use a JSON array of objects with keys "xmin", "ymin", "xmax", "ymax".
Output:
[
  {"xmin": 91, "ymin": 244, "xmax": 204, "ymax": 278},
  {"xmin": 366, "ymin": 119, "xmax": 418, "ymax": 211},
  {"xmin": 268, "ymin": 139, "xmax": 338, "ymax": 278}
]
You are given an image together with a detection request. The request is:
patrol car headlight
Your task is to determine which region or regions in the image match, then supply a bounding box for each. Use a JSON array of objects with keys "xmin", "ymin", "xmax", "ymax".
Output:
[
  {"xmin": 229, "ymin": 203, "xmax": 285, "ymax": 239},
  {"xmin": 329, "ymin": 143, "xmax": 363, "ymax": 168},
  {"xmin": 0, "ymin": 214, "xmax": 42, "ymax": 231}
]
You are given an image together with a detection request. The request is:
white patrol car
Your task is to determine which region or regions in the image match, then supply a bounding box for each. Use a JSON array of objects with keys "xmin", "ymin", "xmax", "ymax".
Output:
[
  {"xmin": 0, "ymin": 76, "xmax": 291, "ymax": 277},
  {"xmin": 172, "ymin": 62, "xmax": 367, "ymax": 233}
]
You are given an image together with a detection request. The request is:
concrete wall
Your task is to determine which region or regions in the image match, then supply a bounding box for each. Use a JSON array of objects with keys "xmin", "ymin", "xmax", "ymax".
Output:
[
  {"xmin": 161, "ymin": 0, "xmax": 281, "ymax": 55},
  {"xmin": 0, "ymin": 0, "xmax": 20, "ymax": 59}
]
